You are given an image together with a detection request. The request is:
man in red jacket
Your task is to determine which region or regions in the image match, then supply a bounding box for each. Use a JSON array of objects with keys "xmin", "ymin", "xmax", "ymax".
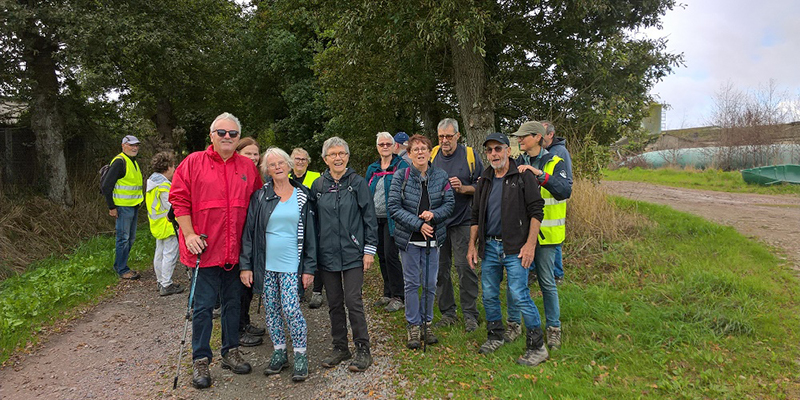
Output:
[{"xmin": 170, "ymin": 112, "xmax": 263, "ymax": 389}]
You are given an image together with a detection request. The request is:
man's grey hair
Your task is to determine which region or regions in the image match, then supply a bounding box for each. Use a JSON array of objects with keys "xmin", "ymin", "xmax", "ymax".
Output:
[
  {"xmin": 210, "ymin": 112, "xmax": 242, "ymax": 132},
  {"xmin": 321, "ymin": 136, "xmax": 350, "ymax": 158},
  {"xmin": 291, "ymin": 147, "xmax": 311, "ymax": 162},
  {"xmin": 376, "ymin": 131, "xmax": 394, "ymax": 145},
  {"xmin": 261, "ymin": 147, "xmax": 294, "ymax": 178},
  {"xmin": 541, "ymin": 120, "xmax": 555, "ymax": 135},
  {"xmin": 437, "ymin": 118, "xmax": 459, "ymax": 133}
]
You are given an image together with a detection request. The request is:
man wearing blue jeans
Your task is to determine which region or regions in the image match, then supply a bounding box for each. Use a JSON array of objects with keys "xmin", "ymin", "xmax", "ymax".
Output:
[
  {"xmin": 467, "ymin": 132, "xmax": 548, "ymax": 367},
  {"xmin": 101, "ymin": 135, "xmax": 144, "ymax": 280},
  {"xmin": 541, "ymin": 121, "xmax": 572, "ymax": 283}
]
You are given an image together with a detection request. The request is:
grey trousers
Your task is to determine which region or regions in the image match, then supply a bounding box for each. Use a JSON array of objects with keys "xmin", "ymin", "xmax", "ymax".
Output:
[{"xmin": 435, "ymin": 224, "xmax": 480, "ymax": 321}]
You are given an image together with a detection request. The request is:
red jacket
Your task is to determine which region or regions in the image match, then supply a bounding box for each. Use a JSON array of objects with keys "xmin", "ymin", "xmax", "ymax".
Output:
[{"xmin": 170, "ymin": 145, "xmax": 262, "ymax": 268}]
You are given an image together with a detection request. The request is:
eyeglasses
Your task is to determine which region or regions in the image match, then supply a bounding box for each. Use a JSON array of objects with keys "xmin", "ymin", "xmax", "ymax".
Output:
[
  {"xmin": 377, "ymin": 143, "xmax": 393, "ymax": 148},
  {"xmin": 293, "ymin": 157, "xmax": 308, "ymax": 163},
  {"xmin": 437, "ymin": 134, "xmax": 456, "ymax": 140},
  {"xmin": 326, "ymin": 151, "xmax": 349, "ymax": 159},
  {"xmin": 213, "ymin": 129, "xmax": 240, "ymax": 138},
  {"xmin": 268, "ymin": 160, "xmax": 287, "ymax": 170},
  {"xmin": 484, "ymin": 145, "xmax": 507, "ymax": 154},
  {"xmin": 410, "ymin": 147, "xmax": 429, "ymax": 153}
]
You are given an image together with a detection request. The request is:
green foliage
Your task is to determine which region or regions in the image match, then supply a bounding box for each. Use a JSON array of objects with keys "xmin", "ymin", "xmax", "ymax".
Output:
[
  {"xmin": 570, "ymin": 133, "xmax": 610, "ymax": 182},
  {"xmin": 0, "ymin": 228, "xmax": 155, "ymax": 364},
  {"xmin": 381, "ymin": 198, "xmax": 800, "ymax": 398},
  {"xmin": 604, "ymin": 167, "xmax": 800, "ymax": 195}
]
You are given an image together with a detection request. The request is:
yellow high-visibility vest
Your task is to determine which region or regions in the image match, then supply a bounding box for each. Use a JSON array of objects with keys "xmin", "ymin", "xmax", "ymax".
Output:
[
  {"xmin": 146, "ymin": 181, "xmax": 174, "ymax": 239},
  {"xmin": 292, "ymin": 170, "xmax": 321, "ymax": 188},
  {"xmin": 111, "ymin": 153, "xmax": 143, "ymax": 207},
  {"xmin": 539, "ymin": 155, "xmax": 566, "ymax": 245}
]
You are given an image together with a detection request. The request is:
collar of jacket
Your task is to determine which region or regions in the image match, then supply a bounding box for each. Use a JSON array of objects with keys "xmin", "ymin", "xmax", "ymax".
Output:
[
  {"xmin": 262, "ymin": 176, "xmax": 306, "ymax": 197},
  {"xmin": 480, "ymin": 157, "xmax": 520, "ymax": 180},
  {"xmin": 322, "ymin": 167, "xmax": 354, "ymax": 182}
]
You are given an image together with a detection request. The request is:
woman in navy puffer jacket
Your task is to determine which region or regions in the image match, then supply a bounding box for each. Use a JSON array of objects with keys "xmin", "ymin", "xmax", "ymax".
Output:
[{"xmin": 388, "ymin": 134, "xmax": 454, "ymax": 349}]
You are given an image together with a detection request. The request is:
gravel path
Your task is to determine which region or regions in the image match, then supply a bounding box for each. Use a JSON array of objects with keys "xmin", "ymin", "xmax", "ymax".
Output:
[{"xmin": 0, "ymin": 267, "xmax": 407, "ymax": 399}]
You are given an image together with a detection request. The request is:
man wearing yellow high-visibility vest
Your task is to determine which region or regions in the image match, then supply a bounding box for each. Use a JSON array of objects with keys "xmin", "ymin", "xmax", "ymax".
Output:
[
  {"xmin": 507, "ymin": 121, "xmax": 572, "ymax": 352},
  {"xmin": 101, "ymin": 135, "xmax": 145, "ymax": 280}
]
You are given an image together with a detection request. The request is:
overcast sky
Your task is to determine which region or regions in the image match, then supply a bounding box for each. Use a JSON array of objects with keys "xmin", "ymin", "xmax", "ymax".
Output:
[{"xmin": 642, "ymin": 0, "xmax": 800, "ymax": 129}]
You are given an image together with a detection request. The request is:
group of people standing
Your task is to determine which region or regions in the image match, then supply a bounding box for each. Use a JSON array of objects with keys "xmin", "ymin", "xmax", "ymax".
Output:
[{"xmin": 101, "ymin": 111, "xmax": 572, "ymax": 390}]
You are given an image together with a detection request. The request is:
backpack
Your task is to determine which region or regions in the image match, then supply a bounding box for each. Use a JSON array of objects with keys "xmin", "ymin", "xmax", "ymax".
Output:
[
  {"xmin": 98, "ymin": 164, "xmax": 111, "ymax": 195},
  {"xmin": 430, "ymin": 145, "xmax": 476, "ymax": 176}
]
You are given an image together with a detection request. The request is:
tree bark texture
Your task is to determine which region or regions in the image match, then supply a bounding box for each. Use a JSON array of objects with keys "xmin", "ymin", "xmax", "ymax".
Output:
[
  {"xmin": 151, "ymin": 97, "xmax": 177, "ymax": 151},
  {"xmin": 24, "ymin": 30, "xmax": 74, "ymax": 208},
  {"xmin": 449, "ymin": 38, "xmax": 495, "ymax": 150}
]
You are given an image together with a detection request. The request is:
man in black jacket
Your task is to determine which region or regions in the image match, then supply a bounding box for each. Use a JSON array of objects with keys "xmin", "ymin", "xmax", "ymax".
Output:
[{"xmin": 466, "ymin": 132, "xmax": 549, "ymax": 367}]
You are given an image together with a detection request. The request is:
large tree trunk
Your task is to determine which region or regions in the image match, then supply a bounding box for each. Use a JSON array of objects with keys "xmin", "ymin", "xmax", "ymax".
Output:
[
  {"xmin": 418, "ymin": 82, "xmax": 441, "ymax": 138},
  {"xmin": 151, "ymin": 97, "xmax": 177, "ymax": 151},
  {"xmin": 24, "ymin": 31, "xmax": 73, "ymax": 208},
  {"xmin": 450, "ymin": 38, "xmax": 495, "ymax": 150}
]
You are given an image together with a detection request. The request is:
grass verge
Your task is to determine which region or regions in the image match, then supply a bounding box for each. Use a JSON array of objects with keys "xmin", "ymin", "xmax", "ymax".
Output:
[
  {"xmin": 379, "ymin": 197, "xmax": 800, "ymax": 399},
  {"xmin": 0, "ymin": 227, "xmax": 155, "ymax": 364},
  {"xmin": 603, "ymin": 167, "xmax": 800, "ymax": 195}
]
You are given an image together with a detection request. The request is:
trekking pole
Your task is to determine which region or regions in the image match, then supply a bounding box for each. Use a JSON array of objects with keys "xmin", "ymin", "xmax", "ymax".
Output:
[
  {"xmin": 423, "ymin": 231, "xmax": 431, "ymax": 353},
  {"xmin": 173, "ymin": 234, "xmax": 207, "ymax": 390}
]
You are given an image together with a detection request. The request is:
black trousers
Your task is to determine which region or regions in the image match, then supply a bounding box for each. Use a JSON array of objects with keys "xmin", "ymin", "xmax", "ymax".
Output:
[
  {"xmin": 239, "ymin": 284, "xmax": 254, "ymax": 331},
  {"xmin": 377, "ymin": 218, "xmax": 404, "ymax": 299},
  {"xmin": 322, "ymin": 267, "xmax": 370, "ymax": 349}
]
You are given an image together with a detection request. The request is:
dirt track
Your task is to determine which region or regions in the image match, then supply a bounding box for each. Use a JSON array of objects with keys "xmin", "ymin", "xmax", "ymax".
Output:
[
  {"xmin": 603, "ymin": 181, "xmax": 800, "ymax": 270},
  {"xmin": 0, "ymin": 267, "xmax": 402, "ymax": 400}
]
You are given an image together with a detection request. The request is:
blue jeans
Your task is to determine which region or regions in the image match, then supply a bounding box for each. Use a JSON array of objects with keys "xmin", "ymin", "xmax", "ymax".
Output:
[
  {"xmin": 508, "ymin": 244, "xmax": 560, "ymax": 328},
  {"xmin": 113, "ymin": 206, "xmax": 138, "ymax": 276},
  {"xmin": 192, "ymin": 265, "xmax": 242, "ymax": 361},
  {"xmin": 553, "ymin": 243, "xmax": 564, "ymax": 279},
  {"xmin": 400, "ymin": 244, "xmax": 439, "ymax": 326},
  {"xmin": 481, "ymin": 239, "xmax": 542, "ymax": 337}
]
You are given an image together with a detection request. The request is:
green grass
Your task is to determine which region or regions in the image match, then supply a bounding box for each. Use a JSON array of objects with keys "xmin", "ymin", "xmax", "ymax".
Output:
[
  {"xmin": 0, "ymin": 227, "xmax": 155, "ymax": 364},
  {"xmin": 604, "ymin": 167, "xmax": 800, "ymax": 195},
  {"xmin": 380, "ymin": 198, "xmax": 800, "ymax": 399}
]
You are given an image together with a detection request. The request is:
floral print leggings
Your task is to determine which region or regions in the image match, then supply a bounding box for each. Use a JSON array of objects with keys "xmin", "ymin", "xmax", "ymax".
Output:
[{"xmin": 263, "ymin": 271, "xmax": 307, "ymax": 352}]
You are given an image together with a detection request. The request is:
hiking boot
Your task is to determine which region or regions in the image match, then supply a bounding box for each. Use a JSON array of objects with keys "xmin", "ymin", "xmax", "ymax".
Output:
[
  {"xmin": 264, "ymin": 349, "xmax": 288, "ymax": 375},
  {"xmin": 465, "ymin": 318, "xmax": 479, "ymax": 333},
  {"xmin": 433, "ymin": 314, "xmax": 458, "ymax": 329},
  {"xmin": 385, "ymin": 297, "xmax": 404, "ymax": 312},
  {"xmin": 239, "ymin": 332, "xmax": 263, "ymax": 347},
  {"xmin": 220, "ymin": 348, "xmax": 251, "ymax": 374},
  {"xmin": 518, "ymin": 327, "xmax": 549, "ymax": 366},
  {"xmin": 120, "ymin": 270, "xmax": 140, "ymax": 280},
  {"xmin": 406, "ymin": 324, "xmax": 421, "ymax": 349},
  {"xmin": 348, "ymin": 344, "xmax": 372, "ymax": 372},
  {"xmin": 292, "ymin": 352, "xmax": 309, "ymax": 382},
  {"xmin": 423, "ymin": 322, "xmax": 438, "ymax": 345},
  {"xmin": 309, "ymin": 292, "xmax": 324, "ymax": 309},
  {"xmin": 503, "ymin": 321, "xmax": 522, "ymax": 343},
  {"xmin": 546, "ymin": 326, "xmax": 562, "ymax": 350},
  {"xmin": 159, "ymin": 283, "xmax": 184, "ymax": 296},
  {"xmin": 374, "ymin": 296, "xmax": 391, "ymax": 307},
  {"xmin": 478, "ymin": 339, "xmax": 505, "ymax": 354},
  {"xmin": 244, "ymin": 324, "xmax": 266, "ymax": 336},
  {"xmin": 321, "ymin": 346, "xmax": 352, "ymax": 368},
  {"xmin": 191, "ymin": 357, "xmax": 211, "ymax": 389}
]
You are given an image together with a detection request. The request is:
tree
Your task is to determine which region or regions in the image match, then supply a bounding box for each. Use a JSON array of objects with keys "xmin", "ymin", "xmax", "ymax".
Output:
[
  {"xmin": 1, "ymin": 1, "xmax": 74, "ymax": 207},
  {"xmin": 309, "ymin": 0, "xmax": 682, "ymax": 149}
]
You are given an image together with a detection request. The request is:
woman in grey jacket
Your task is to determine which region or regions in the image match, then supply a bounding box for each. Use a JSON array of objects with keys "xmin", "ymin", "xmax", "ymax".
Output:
[
  {"xmin": 239, "ymin": 147, "xmax": 317, "ymax": 382},
  {"xmin": 310, "ymin": 136, "xmax": 378, "ymax": 373},
  {"xmin": 388, "ymin": 134, "xmax": 454, "ymax": 350}
]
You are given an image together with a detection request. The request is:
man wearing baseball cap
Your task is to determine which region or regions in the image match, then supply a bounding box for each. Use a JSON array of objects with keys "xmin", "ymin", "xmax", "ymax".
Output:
[
  {"xmin": 393, "ymin": 132, "xmax": 411, "ymax": 164},
  {"xmin": 101, "ymin": 135, "xmax": 144, "ymax": 279},
  {"xmin": 467, "ymin": 131, "xmax": 549, "ymax": 367}
]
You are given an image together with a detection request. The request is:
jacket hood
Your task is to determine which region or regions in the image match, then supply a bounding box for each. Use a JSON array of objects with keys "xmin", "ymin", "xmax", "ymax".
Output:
[
  {"xmin": 323, "ymin": 167, "xmax": 355, "ymax": 181},
  {"xmin": 146, "ymin": 172, "xmax": 169, "ymax": 192},
  {"xmin": 548, "ymin": 137, "xmax": 567, "ymax": 150}
]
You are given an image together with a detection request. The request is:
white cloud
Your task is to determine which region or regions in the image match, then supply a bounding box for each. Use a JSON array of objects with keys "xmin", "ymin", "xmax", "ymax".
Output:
[{"xmin": 642, "ymin": 0, "xmax": 800, "ymax": 128}]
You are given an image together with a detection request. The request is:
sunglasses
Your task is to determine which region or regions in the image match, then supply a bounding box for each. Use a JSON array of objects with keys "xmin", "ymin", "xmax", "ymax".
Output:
[
  {"xmin": 438, "ymin": 134, "xmax": 456, "ymax": 140},
  {"xmin": 377, "ymin": 143, "xmax": 393, "ymax": 148},
  {"xmin": 213, "ymin": 129, "xmax": 240, "ymax": 138},
  {"xmin": 484, "ymin": 145, "xmax": 507, "ymax": 154}
]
